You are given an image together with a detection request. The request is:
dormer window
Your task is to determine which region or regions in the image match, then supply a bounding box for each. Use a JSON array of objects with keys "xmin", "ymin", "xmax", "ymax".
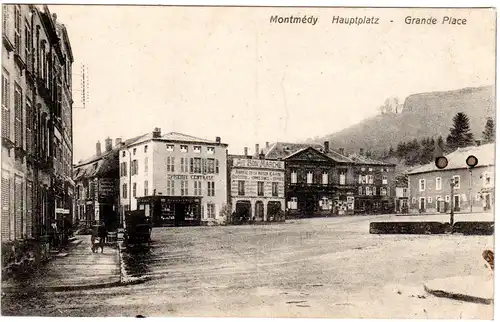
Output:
[
  {"xmin": 207, "ymin": 147, "xmax": 215, "ymax": 154},
  {"xmin": 180, "ymin": 145, "xmax": 188, "ymax": 152},
  {"xmin": 133, "ymin": 148, "xmax": 136, "ymax": 155},
  {"xmin": 166, "ymin": 144, "xmax": 174, "ymax": 152},
  {"xmin": 144, "ymin": 145, "xmax": 148, "ymax": 153},
  {"xmin": 193, "ymin": 146, "xmax": 201, "ymax": 153}
]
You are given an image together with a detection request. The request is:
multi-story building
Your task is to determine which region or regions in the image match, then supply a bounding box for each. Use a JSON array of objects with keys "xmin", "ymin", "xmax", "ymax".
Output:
[
  {"xmin": 227, "ymin": 149, "xmax": 285, "ymax": 222},
  {"xmin": 2, "ymin": 5, "xmax": 74, "ymax": 257},
  {"xmin": 119, "ymin": 128, "xmax": 228, "ymax": 226},
  {"xmin": 407, "ymin": 143, "xmax": 495, "ymax": 214},
  {"xmin": 264, "ymin": 141, "xmax": 357, "ymax": 217},
  {"xmin": 348, "ymin": 150, "xmax": 397, "ymax": 214},
  {"xmin": 73, "ymin": 137, "xmax": 137, "ymax": 231}
]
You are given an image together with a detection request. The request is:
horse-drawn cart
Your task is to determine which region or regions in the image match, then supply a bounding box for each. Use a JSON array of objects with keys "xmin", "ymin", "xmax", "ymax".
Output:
[{"xmin": 123, "ymin": 210, "xmax": 152, "ymax": 247}]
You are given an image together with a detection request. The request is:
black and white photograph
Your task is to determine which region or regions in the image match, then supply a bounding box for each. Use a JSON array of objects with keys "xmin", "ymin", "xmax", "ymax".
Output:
[{"xmin": 0, "ymin": 3, "xmax": 496, "ymax": 319}]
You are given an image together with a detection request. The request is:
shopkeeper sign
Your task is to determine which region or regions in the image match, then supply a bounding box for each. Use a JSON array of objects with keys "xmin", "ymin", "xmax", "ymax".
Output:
[{"xmin": 232, "ymin": 158, "xmax": 284, "ymax": 170}]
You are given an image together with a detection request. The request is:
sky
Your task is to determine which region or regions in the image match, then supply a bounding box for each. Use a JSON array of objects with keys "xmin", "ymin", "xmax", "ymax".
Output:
[{"xmin": 46, "ymin": 5, "xmax": 496, "ymax": 162}]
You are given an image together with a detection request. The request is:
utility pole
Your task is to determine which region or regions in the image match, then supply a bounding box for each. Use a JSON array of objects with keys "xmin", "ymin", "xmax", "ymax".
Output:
[{"xmin": 466, "ymin": 155, "xmax": 478, "ymax": 214}]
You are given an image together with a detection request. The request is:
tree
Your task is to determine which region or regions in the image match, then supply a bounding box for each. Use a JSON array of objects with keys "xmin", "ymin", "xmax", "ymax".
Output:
[
  {"xmin": 482, "ymin": 117, "xmax": 495, "ymax": 143},
  {"xmin": 446, "ymin": 112, "xmax": 475, "ymax": 151}
]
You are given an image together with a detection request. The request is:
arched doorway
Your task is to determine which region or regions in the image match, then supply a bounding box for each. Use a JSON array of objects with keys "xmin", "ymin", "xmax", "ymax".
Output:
[{"xmin": 255, "ymin": 201, "xmax": 264, "ymax": 221}]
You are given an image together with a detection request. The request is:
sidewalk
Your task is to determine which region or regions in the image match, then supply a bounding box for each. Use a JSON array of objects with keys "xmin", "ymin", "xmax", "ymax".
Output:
[{"xmin": 1, "ymin": 235, "xmax": 121, "ymax": 293}]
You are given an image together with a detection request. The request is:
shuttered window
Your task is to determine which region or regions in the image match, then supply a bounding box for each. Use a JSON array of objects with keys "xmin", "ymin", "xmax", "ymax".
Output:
[
  {"xmin": 14, "ymin": 83, "xmax": 22, "ymax": 147},
  {"xmin": 1, "ymin": 174, "xmax": 10, "ymax": 240},
  {"xmin": 2, "ymin": 72, "xmax": 10, "ymax": 139},
  {"xmin": 14, "ymin": 175, "xmax": 23, "ymax": 239}
]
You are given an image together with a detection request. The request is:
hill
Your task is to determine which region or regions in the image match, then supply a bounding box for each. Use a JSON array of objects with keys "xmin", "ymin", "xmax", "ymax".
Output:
[{"xmin": 314, "ymin": 85, "xmax": 495, "ymax": 155}]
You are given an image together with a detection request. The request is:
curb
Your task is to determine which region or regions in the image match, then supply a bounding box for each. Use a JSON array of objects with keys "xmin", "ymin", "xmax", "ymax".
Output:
[
  {"xmin": 423, "ymin": 285, "xmax": 493, "ymax": 305},
  {"xmin": 1, "ymin": 276, "xmax": 152, "ymax": 294}
]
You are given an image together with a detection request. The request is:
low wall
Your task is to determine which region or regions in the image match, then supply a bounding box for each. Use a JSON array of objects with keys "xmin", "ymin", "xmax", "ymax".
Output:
[{"xmin": 370, "ymin": 221, "xmax": 494, "ymax": 235}]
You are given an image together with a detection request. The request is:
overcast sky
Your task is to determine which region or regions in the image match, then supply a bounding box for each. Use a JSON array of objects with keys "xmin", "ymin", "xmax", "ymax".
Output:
[{"xmin": 47, "ymin": 6, "xmax": 495, "ymax": 162}]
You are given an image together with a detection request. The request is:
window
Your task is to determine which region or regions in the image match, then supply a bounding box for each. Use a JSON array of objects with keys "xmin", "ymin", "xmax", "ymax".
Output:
[
  {"xmin": 133, "ymin": 183, "xmax": 137, "ymax": 197},
  {"xmin": 166, "ymin": 144, "xmax": 174, "ymax": 152},
  {"xmin": 2, "ymin": 71, "xmax": 10, "ymax": 139},
  {"xmin": 191, "ymin": 158, "xmax": 202, "ymax": 173},
  {"xmin": 367, "ymin": 175, "xmax": 374, "ymax": 184},
  {"xmin": 167, "ymin": 180, "xmax": 175, "ymax": 196},
  {"xmin": 366, "ymin": 186, "xmax": 372, "ymax": 196},
  {"xmin": 291, "ymin": 171, "xmax": 297, "ymax": 184},
  {"xmin": 144, "ymin": 157, "xmax": 148, "ymax": 173},
  {"xmin": 453, "ymin": 175, "xmax": 460, "ymax": 189},
  {"xmin": 167, "ymin": 156, "xmax": 175, "ymax": 172},
  {"xmin": 180, "ymin": 180, "xmax": 188, "ymax": 196},
  {"xmin": 120, "ymin": 162, "xmax": 128, "ymax": 177},
  {"xmin": 207, "ymin": 181, "xmax": 215, "ymax": 196},
  {"xmin": 180, "ymin": 157, "xmax": 189, "ymax": 172},
  {"xmin": 321, "ymin": 196, "xmax": 329, "ymax": 210},
  {"xmin": 358, "ymin": 175, "xmax": 362, "ymax": 184},
  {"xmin": 216, "ymin": 159, "xmax": 219, "ymax": 174},
  {"xmin": 257, "ymin": 181, "xmax": 264, "ymax": 196},
  {"xmin": 436, "ymin": 177, "xmax": 442, "ymax": 191},
  {"xmin": 144, "ymin": 181, "xmax": 148, "ymax": 196},
  {"xmin": 202, "ymin": 158, "xmax": 207, "ymax": 174},
  {"xmin": 144, "ymin": 145, "xmax": 148, "ymax": 153},
  {"xmin": 2, "ymin": 6, "xmax": 7, "ymax": 35},
  {"xmin": 361, "ymin": 175, "xmax": 367, "ymax": 184},
  {"xmin": 289, "ymin": 197, "xmax": 298, "ymax": 210},
  {"xmin": 194, "ymin": 181, "xmax": 202, "ymax": 196},
  {"xmin": 382, "ymin": 176, "xmax": 388, "ymax": 185},
  {"xmin": 322, "ymin": 172, "xmax": 329, "ymax": 185},
  {"xmin": 238, "ymin": 180, "xmax": 245, "ymax": 196},
  {"xmin": 180, "ymin": 145, "xmax": 188, "ymax": 152},
  {"xmin": 368, "ymin": 168, "xmax": 373, "ymax": 172},
  {"xmin": 380, "ymin": 187, "xmax": 387, "ymax": 196},
  {"xmin": 272, "ymin": 182, "xmax": 279, "ymax": 197},
  {"xmin": 122, "ymin": 151, "xmax": 125, "ymax": 157},
  {"xmin": 306, "ymin": 172, "xmax": 313, "ymax": 184},
  {"xmin": 339, "ymin": 171, "xmax": 346, "ymax": 185},
  {"xmin": 358, "ymin": 186, "xmax": 363, "ymax": 195},
  {"xmin": 207, "ymin": 158, "xmax": 215, "ymax": 173},
  {"xmin": 14, "ymin": 83, "xmax": 22, "ymax": 147},
  {"xmin": 419, "ymin": 179, "xmax": 426, "ymax": 192},
  {"xmin": 207, "ymin": 203, "xmax": 216, "ymax": 219},
  {"xmin": 207, "ymin": 147, "xmax": 215, "ymax": 154},
  {"xmin": 193, "ymin": 146, "xmax": 201, "ymax": 153},
  {"xmin": 122, "ymin": 184, "xmax": 127, "ymax": 199},
  {"xmin": 14, "ymin": 5, "xmax": 20, "ymax": 55},
  {"xmin": 133, "ymin": 148, "xmax": 136, "ymax": 155},
  {"xmin": 131, "ymin": 160, "xmax": 139, "ymax": 175},
  {"xmin": 427, "ymin": 196, "xmax": 432, "ymax": 203}
]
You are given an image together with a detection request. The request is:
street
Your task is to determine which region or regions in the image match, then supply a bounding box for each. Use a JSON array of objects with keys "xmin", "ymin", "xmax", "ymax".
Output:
[{"xmin": 2, "ymin": 214, "xmax": 494, "ymax": 319}]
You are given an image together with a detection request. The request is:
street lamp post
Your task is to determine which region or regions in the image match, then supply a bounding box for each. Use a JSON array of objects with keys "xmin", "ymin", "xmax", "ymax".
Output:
[{"xmin": 469, "ymin": 168, "xmax": 473, "ymax": 213}]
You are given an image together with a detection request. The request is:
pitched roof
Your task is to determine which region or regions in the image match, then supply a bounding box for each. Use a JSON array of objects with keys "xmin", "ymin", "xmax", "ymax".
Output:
[
  {"xmin": 408, "ymin": 143, "xmax": 495, "ymax": 175},
  {"xmin": 348, "ymin": 154, "xmax": 396, "ymax": 166},
  {"xmin": 265, "ymin": 142, "xmax": 324, "ymax": 160},
  {"xmin": 160, "ymin": 132, "xmax": 221, "ymax": 144}
]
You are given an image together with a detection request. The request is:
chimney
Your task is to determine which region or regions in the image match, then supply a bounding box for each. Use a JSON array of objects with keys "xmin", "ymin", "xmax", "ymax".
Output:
[
  {"xmin": 105, "ymin": 137, "xmax": 112, "ymax": 152},
  {"xmin": 259, "ymin": 150, "xmax": 265, "ymax": 160},
  {"xmin": 339, "ymin": 148, "xmax": 344, "ymax": 155},
  {"xmin": 266, "ymin": 142, "xmax": 270, "ymax": 149},
  {"xmin": 244, "ymin": 147, "xmax": 248, "ymax": 156},
  {"xmin": 255, "ymin": 144, "xmax": 260, "ymax": 157},
  {"xmin": 324, "ymin": 141, "xmax": 329, "ymax": 153},
  {"xmin": 152, "ymin": 127, "xmax": 161, "ymax": 138},
  {"xmin": 96, "ymin": 141, "xmax": 101, "ymax": 156},
  {"xmin": 216, "ymin": 136, "xmax": 221, "ymax": 144},
  {"xmin": 360, "ymin": 148, "xmax": 364, "ymax": 156},
  {"xmin": 115, "ymin": 137, "xmax": 122, "ymax": 146}
]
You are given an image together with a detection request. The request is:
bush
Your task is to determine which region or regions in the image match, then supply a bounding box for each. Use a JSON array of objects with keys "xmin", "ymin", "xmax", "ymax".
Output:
[
  {"xmin": 453, "ymin": 221, "xmax": 494, "ymax": 235},
  {"xmin": 369, "ymin": 221, "xmax": 451, "ymax": 234}
]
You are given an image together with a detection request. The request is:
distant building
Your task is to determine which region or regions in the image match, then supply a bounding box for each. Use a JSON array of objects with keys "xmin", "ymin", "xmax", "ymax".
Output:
[
  {"xmin": 407, "ymin": 143, "xmax": 494, "ymax": 214},
  {"xmin": 348, "ymin": 150, "xmax": 397, "ymax": 214},
  {"xmin": 227, "ymin": 149, "xmax": 285, "ymax": 222},
  {"xmin": 119, "ymin": 128, "xmax": 228, "ymax": 226}
]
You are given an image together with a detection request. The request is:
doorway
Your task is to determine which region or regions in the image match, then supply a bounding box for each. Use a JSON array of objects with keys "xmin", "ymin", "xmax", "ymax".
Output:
[
  {"xmin": 484, "ymin": 194, "xmax": 491, "ymax": 210},
  {"xmin": 454, "ymin": 195, "xmax": 460, "ymax": 211},
  {"xmin": 255, "ymin": 201, "xmax": 264, "ymax": 221},
  {"xmin": 419, "ymin": 197, "xmax": 426, "ymax": 212}
]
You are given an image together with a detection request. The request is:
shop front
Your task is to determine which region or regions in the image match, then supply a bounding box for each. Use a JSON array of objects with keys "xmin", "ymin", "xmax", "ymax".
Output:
[{"xmin": 136, "ymin": 196, "xmax": 202, "ymax": 227}]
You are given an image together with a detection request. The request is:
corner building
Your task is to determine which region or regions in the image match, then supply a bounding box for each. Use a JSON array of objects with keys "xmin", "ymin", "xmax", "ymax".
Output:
[{"xmin": 119, "ymin": 128, "xmax": 228, "ymax": 226}]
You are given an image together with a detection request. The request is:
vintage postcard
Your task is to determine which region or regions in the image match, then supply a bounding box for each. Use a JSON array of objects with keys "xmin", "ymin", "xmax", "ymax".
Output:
[{"xmin": 0, "ymin": 3, "xmax": 496, "ymax": 320}]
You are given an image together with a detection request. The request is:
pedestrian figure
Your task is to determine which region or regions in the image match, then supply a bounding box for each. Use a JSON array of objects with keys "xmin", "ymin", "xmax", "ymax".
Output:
[
  {"xmin": 90, "ymin": 224, "xmax": 99, "ymax": 253},
  {"xmin": 98, "ymin": 224, "xmax": 107, "ymax": 253}
]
